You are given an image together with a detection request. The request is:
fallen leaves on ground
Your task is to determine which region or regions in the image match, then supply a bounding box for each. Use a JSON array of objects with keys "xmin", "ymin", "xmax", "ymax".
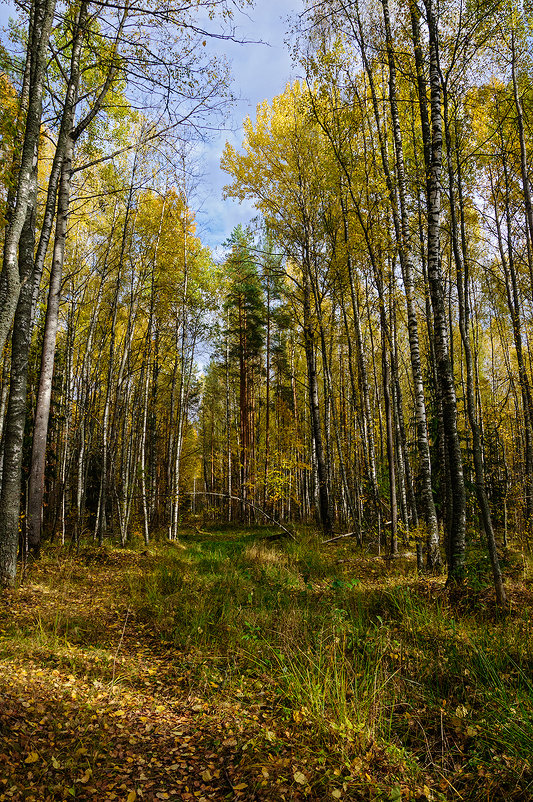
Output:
[
  {"xmin": 4, "ymin": 542, "xmax": 525, "ymax": 801},
  {"xmin": 0, "ymin": 550, "xmax": 401, "ymax": 801}
]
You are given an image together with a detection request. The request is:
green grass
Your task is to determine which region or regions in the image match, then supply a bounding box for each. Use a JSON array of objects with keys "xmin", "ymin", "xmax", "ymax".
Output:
[
  {"xmin": 2, "ymin": 527, "xmax": 533, "ymax": 799},
  {"xmin": 120, "ymin": 527, "xmax": 533, "ymax": 798}
]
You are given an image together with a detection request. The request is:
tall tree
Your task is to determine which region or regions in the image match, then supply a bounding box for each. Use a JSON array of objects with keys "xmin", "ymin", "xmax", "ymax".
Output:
[{"xmin": 224, "ymin": 226, "xmax": 265, "ymax": 519}]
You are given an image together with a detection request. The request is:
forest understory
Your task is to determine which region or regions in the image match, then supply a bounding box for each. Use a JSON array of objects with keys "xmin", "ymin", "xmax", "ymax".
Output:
[{"xmin": 1, "ymin": 526, "xmax": 532, "ymax": 802}]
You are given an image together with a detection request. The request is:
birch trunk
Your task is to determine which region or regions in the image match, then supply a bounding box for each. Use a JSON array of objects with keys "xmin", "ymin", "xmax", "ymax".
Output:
[
  {"xmin": 0, "ymin": 0, "xmax": 57, "ymax": 359},
  {"xmin": 27, "ymin": 136, "xmax": 75, "ymax": 555},
  {"xmin": 0, "ymin": 197, "xmax": 37, "ymax": 584},
  {"xmin": 424, "ymin": 0, "xmax": 466, "ymax": 580},
  {"xmin": 382, "ymin": 0, "xmax": 440, "ymax": 567}
]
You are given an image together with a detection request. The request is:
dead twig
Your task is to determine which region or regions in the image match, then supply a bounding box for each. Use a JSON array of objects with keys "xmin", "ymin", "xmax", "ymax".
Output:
[
  {"xmin": 323, "ymin": 531, "xmax": 359, "ymax": 545},
  {"xmin": 111, "ymin": 605, "xmax": 130, "ymax": 687}
]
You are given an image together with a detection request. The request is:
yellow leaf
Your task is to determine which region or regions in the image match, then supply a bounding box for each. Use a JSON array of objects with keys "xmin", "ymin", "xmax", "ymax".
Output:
[
  {"xmin": 126, "ymin": 792, "xmax": 137, "ymax": 802},
  {"xmin": 80, "ymin": 769, "xmax": 92, "ymax": 783},
  {"xmin": 52, "ymin": 757, "xmax": 61, "ymax": 770},
  {"xmin": 202, "ymin": 770, "xmax": 212, "ymax": 781},
  {"xmin": 332, "ymin": 791, "xmax": 342, "ymax": 799},
  {"xmin": 234, "ymin": 783, "xmax": 248, "ymax": 791},
  {"xmin": 25, "ymin": 752, "xmax": 39, "ymax": 764},
  {"xmin": 293, "ymin": 771, "xmax": 307, "ymax": 785}
]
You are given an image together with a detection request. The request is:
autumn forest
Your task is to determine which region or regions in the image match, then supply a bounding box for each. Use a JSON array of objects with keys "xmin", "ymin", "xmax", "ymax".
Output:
[{"xmin": 1, "ymin": 0, "xmax": 533, "ymax": 800}]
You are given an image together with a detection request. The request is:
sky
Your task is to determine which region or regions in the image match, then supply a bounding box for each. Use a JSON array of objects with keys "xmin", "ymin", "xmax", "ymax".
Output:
[
  {"xmin": 193, "ymin": 1, "xmax": 301, "ymax": 253},
  {"xmin": 0, "ymin": 0, "xmax": 301, "ymax": 255}
]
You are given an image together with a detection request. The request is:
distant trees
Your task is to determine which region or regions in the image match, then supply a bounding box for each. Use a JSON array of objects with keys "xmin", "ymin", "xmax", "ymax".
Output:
[{"xmin": 224, "ymin": 225, "xmax": 265, "ymax": 520}]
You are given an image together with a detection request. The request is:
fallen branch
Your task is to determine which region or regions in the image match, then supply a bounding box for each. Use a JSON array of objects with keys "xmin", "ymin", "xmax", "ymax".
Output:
[
  {"xmin": 111, "ymin": 605, "xmax": 130, "ymax": 687},
  {"xmin": 323, "ymin": 531, "xmax": 359, "ymax": 545},
  {"xmin": 186, "ymin": 492, "xmax": 298, "ymax": 542}
]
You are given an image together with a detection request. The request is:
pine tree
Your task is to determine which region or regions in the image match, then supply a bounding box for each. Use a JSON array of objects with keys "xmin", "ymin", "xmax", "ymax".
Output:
[{"xmin": 224, "ymin": 226, "xmax": 265, "ymax": 519}]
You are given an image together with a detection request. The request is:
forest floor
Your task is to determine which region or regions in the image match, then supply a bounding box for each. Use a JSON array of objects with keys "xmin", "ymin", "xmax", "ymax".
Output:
[{"xmin": 0, "ymin": 526, "xmax": 532, "ymax": 802}]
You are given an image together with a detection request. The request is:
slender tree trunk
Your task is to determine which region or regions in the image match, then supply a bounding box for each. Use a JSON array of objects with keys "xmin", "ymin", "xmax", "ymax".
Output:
[
  {"xmin": 341, "ymin": 197, "xmax": 381, "ymax": 528},
  {"xmin": 74, "ymin": 232, "xmax": 112, "ymax": 544},
  {"xmin": 380, "ymin": 296, "xmax": 398, "ymax": 555},
  {"xmin": 139, "ymin": 355, "xmax": 151, "ymax": 546},
  {"xmin": 138, "ymin": 199, "xmax": 165, "ymax": 544},
  {"xmin": 0, "ymin": 196, "xmax": 36, "ymax": 584},
  {"xmin": 169, "ymin": 223, "xmax": 190, "ymax": 540},
  {"xmin": 263, "ymin": 281, "xmax": 271, "ymax": 509},
  {"xmin": 27, "ymin": 137, "xmax": 75, "ymax": 555},
  {"xmin": 57, "ymin": 296, "xmax": 75, "ymax": 544},
  {"xmin": 238, "ymin": 296, "xmax": 248, "ymax": 521},
  {"xmin": 391, "ymin": 300, "xmax": 418, "ymax": 530},
  {"xmin": 302, "ymin": 251, "xmax": 332, "ymax": 536},
  {"xmin": 382, "ymin": 0, "xmax": 440, "ymax": 567},
  {"xmin": 511, "ymin": 31, "xmax": 533, "ymax": 279},
  {"xmin": 443, "ymin": 89, "xmax": 506, "ymax": 604},
  {"xmin": 315, "ymin": 288, "xmax": 356, "ymax": 528},
  {"xmin": 95, "ymin": 273, "xmax": 120, "ymax": 546},
  {"xmin": 490, "ymin": 161, "xmax": 533, "ymax": 530},
  {"xmin": 0, "ymin": 0, "xmax": 57, "ymax": 360},
  {"xmin": 226, "ymin": 315, "xmax": 232, "ymax": 521},
  {"xmin": 148, "ymin": 324, "xmax": 159, "ymax": 523},
  {"xmin": 95, "ymin": 160, "xmax": 138, "ymax": 544},
  {"xmin": 424, "ymin": 0, "xmax": 466, "ymax": 581},
  {"xmin": 167, "ymin": 331, "xmax": 179, "ymax": 523}
]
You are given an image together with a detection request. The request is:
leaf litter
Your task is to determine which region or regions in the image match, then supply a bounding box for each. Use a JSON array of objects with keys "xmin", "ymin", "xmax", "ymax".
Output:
[
  {"xmin": 0, "ymin": 549, "xmax": 372, "ymax": 801},
  {"xmin": 1, "ymin": 540, "xmax": 531, "ymax": 800}
]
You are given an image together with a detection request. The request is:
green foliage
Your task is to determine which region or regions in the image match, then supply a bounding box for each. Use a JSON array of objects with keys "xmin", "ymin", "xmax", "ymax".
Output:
[{"xmin": 224, "ymin": 224, "xmax": 266, "ymax": 365}]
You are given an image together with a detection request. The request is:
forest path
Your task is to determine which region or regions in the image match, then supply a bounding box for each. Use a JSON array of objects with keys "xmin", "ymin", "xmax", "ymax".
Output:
[
  {"xmin": 0, "ymin": 539, "xmax": 352, "ymax": 802},
  {"xmin": 0, "ymin": 545, "xmax": 284, "ymax": 802},
  {"xmin": 1, "ymin": 533, "xmax": 530, "ymax": 802}
]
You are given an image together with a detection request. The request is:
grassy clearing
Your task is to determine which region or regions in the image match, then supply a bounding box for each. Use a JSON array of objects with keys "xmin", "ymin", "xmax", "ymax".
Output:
[{"xmin": 1, "ymin": 527, "xmax": 532, "ymax": 800}]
